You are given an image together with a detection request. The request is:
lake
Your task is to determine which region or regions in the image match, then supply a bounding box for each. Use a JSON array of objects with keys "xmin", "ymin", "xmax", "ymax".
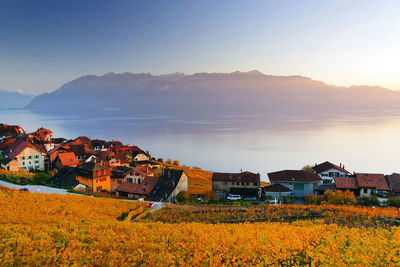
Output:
[{"xmin": 1, "ymin": 108, "xmax": 400, "ymax": 181}]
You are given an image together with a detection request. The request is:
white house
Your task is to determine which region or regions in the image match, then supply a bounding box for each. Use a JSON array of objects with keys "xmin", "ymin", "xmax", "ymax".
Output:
[
  {"xmin": 312, "ymin": 161, "xmax": 351, "ymax": 184},
  {"xmin": 3, "ymin": 140, "xmax": 47, "ymax": 171}
]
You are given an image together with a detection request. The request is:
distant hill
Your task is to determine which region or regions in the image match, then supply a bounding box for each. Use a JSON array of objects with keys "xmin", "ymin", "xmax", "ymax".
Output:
[
  {"xmin": 26, "ymin": 71, "xmax": 400, "ymax": 116},
  {"xmin": 0, "ymin": 90, "xmax": 33, "ymax": 109}
]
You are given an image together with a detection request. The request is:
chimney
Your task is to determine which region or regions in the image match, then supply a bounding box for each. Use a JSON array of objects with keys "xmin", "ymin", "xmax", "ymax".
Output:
[
  {"xmin": 240, "ymin": 169, "xmax": 242, "ymax": 173},
  {"xmin": 340, "ymin": 163, "xmax": 342, "ymax": 168}
]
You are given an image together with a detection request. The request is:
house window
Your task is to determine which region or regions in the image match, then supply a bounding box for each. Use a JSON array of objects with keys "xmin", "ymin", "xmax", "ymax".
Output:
[
  {"xmin": 21, "ymin": 156, "xmax": 25, "ymax": 160},
  {"xmin": 253, "ymin": 183, "xmax": 258, "ymax": 186},
  {"xmin": 28, "ymin": 156, "xmax": 32, "ymax": 159},
  {"xmin": 363, "ymin": 188, "xmax": 368, "ymax": 194},
  {"xmin": 247, "ymin": 182, "xmax": 249, "ymax": 186},
  {"xmin": 127, "ymin": 178, "xmax": 133, "ymax": 183},
  {"xmin": 117, "ymin": 180, "xmax": 122, "ymax": 184},
  {"xmin": 96, "ymin": 186, "xmax": 102, "ymax": 192},
  {"xmin": 241, "ymin": 182, "xmax": 244, "ymax": 185},
  {"xmin": 29, "ymin": 161, "xmax": 31, "ymax": 165},
  {"xmin": 223, "ymin": 182, "xmax": 227, "ymax": 185},
  {"xmin": 232, "ymin": 182, "xmax": 234, "ymax": 185},
  {"xmin": 236, "ymin": 182, "xmax": 240, "ymax": 185},
  {"xmin": 22, "ymin": 162, "xmax": 25, "ymax": 165},
  {"xmin": 34, "ymin": 160, "xmax": 39, "ymax": 164},
  {"xmin": 35, "ymin": 155, "xmax": 39, "ymax": 159}
]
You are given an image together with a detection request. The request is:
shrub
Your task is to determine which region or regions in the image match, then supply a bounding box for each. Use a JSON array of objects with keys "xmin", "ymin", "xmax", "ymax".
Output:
[
  {"xmin": 157, "ymin": 158, "xmax": 164, "ymax": 163},
  {"xmin": 176, "ymin": 191, "xmax": 190, "ymax": 203},
  {"xmin": 305, "ymin": 194, "xmax": 317, "ymax": 205},
  {"xmin": 357, "ymin": 195, "xmax": 380, "ymax": 207},
  {"xmin": 387, "ymin": 196, "xmax": 400, "ymax": 207}
]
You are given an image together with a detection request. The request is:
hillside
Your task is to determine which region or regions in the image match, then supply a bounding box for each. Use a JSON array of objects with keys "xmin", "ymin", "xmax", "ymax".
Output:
[
  {"xmin": 27, "ymin": 71, "xmax": 400, "ymax": 117},
  {"xmin": 1, "ymin": 186, "xmax": 399, "ymax": 266},
  {"xmin": 0, "ymin": 90, "xmax": 33, "ymax": 109}
]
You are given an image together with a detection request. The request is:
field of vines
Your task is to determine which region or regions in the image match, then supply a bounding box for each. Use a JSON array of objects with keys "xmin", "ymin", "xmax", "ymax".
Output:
[
  {"xmin": 145, "ymin": 205, "xmax": 400, "ymax": 228},
  {"xmin": 1, "ymin": 186, "xmax": 400, "ymax": 266}
]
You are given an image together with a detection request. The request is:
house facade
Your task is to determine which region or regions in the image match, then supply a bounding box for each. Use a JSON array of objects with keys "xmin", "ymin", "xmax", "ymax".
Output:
[
  {"xmin": 75, "ymin": 162, "xmax": 111, "ymax": 193},
  {"xmin": 267, "ymin": 170, "xmax": 322, "ymax": 198},
  {"xmin": 212, "ymin": 171, "xmax": 261, "ymax": 196},
  {"xmin": 148, "ymin": 169, "xmax": 189, "ymax": 202},
  {"xmin": 312, "ymin": 161, "xmax": 351, "ymax": 184},
  {"xmin": 3, "ymin": 140, "xmax": 47, "ymax": 171},
  {"xmin": 334, "ymin": 173, "xmax": 390, "ymax": 199},
  {"xmin": 115, "ymin": 176, "xmax": 159, "ymax": 199}
]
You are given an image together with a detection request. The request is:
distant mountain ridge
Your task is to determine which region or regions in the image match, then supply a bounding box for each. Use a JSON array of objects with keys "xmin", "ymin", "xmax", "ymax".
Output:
[
  {"xmin": 26, "ymin": 71, "xmax": 400, "ymax": 116},
  {"xmin": 0, "ymin": 90, "xmax": 33, "ymax": 109}
]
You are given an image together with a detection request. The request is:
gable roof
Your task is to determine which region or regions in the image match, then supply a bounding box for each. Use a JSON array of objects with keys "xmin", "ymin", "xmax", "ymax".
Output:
[
  {"xmin": 334, "ymin": 177, "xmax": 359, "ymax": 190},
  {"xmin": 386, "ymin": 173, "xmax": 400, "ymax": 193},
  {"xmin": 312, "ymin": 161, "xmax": 350, "ymax": 174},
  {"xmin": 55, "ymin": 152, "xmax": 79, "ymax": 166},
  {"xmin": 115, "ymin": 176, "xmax": 159, "ymax": 195},
  {"xmin": 268, "ymin": 170, "xmax": 321, "ymax": 183},
  {"xmin": 4, "ymin": 140, "xmax": 45, "ymax": 158},
  {"xmin": 263, "ymin": 183, "xmax": 291, "ymax": 192},
  {"xmin": 69, "ymin": 144, "xmax": 93, "ymax": 157},
  {"xmin": 212, "ymin": 171, "xmax": 260, "ymax": 183},
  {"xmin": 356, "ymin": 173, "xmax": 390, "ymax": 191},
  {"xmin": 148, "ymin": 169, "xmax": 187, "ymax": 201}
]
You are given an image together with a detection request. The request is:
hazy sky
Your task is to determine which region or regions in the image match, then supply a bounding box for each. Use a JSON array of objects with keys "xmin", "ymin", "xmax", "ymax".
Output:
[{"xmin": 1, "ymin": 0, "xmax": 400, "ymax": 94}]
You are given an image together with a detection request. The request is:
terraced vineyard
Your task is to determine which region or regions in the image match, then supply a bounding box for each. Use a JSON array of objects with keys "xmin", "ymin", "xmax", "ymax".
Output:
[{"xmin": 1, "ymin": 186, "xmax": 400, "ymax": 266}]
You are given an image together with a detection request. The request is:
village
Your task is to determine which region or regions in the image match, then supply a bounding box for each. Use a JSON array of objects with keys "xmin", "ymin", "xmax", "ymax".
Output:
[{"xmin": 0, "ymin": 123, "xmax": 399, "ymax": 206}]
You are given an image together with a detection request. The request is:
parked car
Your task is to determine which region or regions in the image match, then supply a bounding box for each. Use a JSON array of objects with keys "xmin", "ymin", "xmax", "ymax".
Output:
[
  {"xmin": 227, "ymin": 194, "xmax": 241, "ymax": 201},
  {"xmin": 243, "ymin": 196, "xmax": 257, "ymax": 201},
  {"xmin": 19, "ymin": 188, "xmax": 29, "ymax": 192}
]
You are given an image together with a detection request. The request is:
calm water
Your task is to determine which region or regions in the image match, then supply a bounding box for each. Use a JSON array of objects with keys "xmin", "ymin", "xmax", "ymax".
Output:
[{"xmin": 2, "ymin": 109, "xmax": 400, "ymax": 181}]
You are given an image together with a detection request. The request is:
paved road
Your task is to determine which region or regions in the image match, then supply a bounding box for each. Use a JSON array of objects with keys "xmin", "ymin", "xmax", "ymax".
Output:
[{"xmin": 0, "ymin": 179, "xmax": 71, "ymax": 195}]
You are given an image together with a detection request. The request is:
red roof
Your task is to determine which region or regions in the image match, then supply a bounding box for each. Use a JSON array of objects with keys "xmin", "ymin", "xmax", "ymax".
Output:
[
  {"xmin": 212, "ymin": 171, "xmax": 260, "ymax": 183},
  {"xmin": 4, "ymin": 140, "xmax": 44, "ymax": 158},
  {"xmin": 334, "ymin": 177, "xmax": 359, "ymax": 190},
  {"xmin": 115, "ymin": 176, "xmax": 159, "ymax": 195},
  {"xmin": 312, "ymin": 161, "xmax": 350, "ymax": 174},
  {"xmin": 356, "ymin": 173, "xmax": 389, "ymax": 191},
  {"xmin": 132, "ymin": 165, "xmax": 154, "ymax": 177},
  {"xmin": 55, "ymin": 152, "xmax": 79, "ymax": 166},
  {"xmin": 268, "ymin": 170, "xmax": 321, "ymax": 182}
]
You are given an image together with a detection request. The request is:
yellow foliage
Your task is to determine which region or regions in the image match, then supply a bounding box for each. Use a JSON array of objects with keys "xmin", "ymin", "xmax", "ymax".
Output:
[{"xmin": 1, "ymin": 186, "xmax": 400, "ymax": 266}]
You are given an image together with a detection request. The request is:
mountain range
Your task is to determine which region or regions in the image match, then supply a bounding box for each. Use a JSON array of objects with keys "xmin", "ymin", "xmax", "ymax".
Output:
[
  {"xmin": 0, "ymin": 90, "xmax": 33, "ymax": 109},
  {"xmin": 26, "ymin": 71, "xmax": 400, "ymax": 117}
]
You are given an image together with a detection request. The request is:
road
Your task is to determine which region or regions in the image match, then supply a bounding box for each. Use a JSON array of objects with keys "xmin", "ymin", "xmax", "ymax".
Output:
[{"xmin": 0, "ymin": 179, "xmax": 71, "ymax": 195}]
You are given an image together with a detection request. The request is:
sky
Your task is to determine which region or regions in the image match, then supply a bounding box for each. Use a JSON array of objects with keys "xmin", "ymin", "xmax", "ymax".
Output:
[{"xmin": 1, "ymin": 0, "xmax": 400, "ymax": 95}]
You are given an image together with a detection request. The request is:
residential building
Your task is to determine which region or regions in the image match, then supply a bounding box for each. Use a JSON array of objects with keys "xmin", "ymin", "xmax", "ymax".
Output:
[
  {"xmin": 54, "ymin": 152, "xmax": 79, "ymax": 169},
  {"xmin": 75, "ymin": 162, "xmax": 111, "ymax": 193},
  {"xmin": 356, "ymin": 173, "xmax": 390, "ymax": 198},
  {"xmin": 28, "ymin": 127, "xmax": 53, "ymax": 142},
  {"xmin": 148, "ymin": 169, "xmax": 188, "ymax": 202},
  {"xmin": 0, "ymin": 123, "xmax": 24, "ymax": 137},
  {"xmin": 115, "ymin": 176, "xmax": 159, "ymax": 199},
  {"xmin": 312, "ymin": 161, "xmax": 351, "ymax": 184},
  {"xmin": 212, "ymin": 171, "xmax": 261, "ymax": 196},
  {"xmin": 334, "ymin": 173, "xmax": 390, "ymax": 199},
  {"xmin": 1, "ymin": 158, "xmax": 19, "ymax": 172},
  {"xmin": 267, "ymin": 170, "xmax": 322, "ymax": 198},
  {"xmin": 263, "ymin": 184, "xmax": 292, "ymax": 199},
  {"xmin": 386, "ymin": 173, "xmax": 400, "ymax": 195},
  {"xmin": 3, "ymin": 140, "xmax": 47, "ymax": 171},
  {"xmin": 69, "ymin": 144, "xmax": 93, "ymax": 162}
]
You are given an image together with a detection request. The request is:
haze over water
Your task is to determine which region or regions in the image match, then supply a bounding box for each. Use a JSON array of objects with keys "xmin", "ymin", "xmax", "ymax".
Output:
[{"xmin": 2, "ymin": 108, "xmax": 400, "ymax": 181}]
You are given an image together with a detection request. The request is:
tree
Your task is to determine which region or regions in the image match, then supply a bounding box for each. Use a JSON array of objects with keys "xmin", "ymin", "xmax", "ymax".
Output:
[
  {"xmin": 301, "ymin": 165, "xmax": 314, "ymax": 174},
  {"xmin": 172, "ymin": 160, "xmax": 180, "ymax": 166},
  {"xmin": 176, "ymin": 191, "xmax": 190, "ymax": 203},
  {"xmin": 165, "ymin": 159, "xmax": 172, "ymax": 164},
  {"xmin": 157, "ymin": 158, "xmax": 164, "ymax": 163}
]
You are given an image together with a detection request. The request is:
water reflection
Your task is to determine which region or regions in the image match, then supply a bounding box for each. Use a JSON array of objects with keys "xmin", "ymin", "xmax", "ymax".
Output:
[{"xmin": 1, "ymin": 108, "xmax": 400, "ymax": 181}]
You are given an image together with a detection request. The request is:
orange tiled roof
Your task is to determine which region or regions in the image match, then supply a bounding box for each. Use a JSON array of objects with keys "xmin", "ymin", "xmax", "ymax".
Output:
[{"xmin": 56, "ymin": 152, "xmax": 79, "ymax": 166}]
